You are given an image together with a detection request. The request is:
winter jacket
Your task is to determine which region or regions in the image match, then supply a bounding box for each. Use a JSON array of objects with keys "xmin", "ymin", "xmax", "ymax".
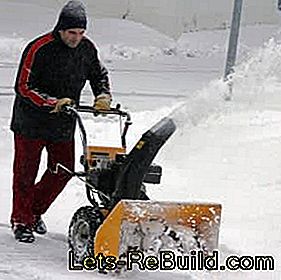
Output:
[{"xmin": 10, "ymin": 30, "xmax": 110, "ymax": 142}]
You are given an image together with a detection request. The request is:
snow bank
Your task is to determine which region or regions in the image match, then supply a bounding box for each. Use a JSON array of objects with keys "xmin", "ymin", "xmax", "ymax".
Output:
[{"xmin": 0, "ymin": 36, "xmax": 26, "ymax": 63}]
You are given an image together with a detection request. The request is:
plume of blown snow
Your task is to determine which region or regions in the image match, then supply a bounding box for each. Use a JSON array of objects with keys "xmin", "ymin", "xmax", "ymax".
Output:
[
  {"xmin": 169, "ymin": 37, "xmax": 281, "ymax": 131},
  {"xmin": 168, "ymin": 79, "xmax": 228, "ymax": 131},
  {"xmin": 231, "ymin": 38, "xmax": 281, "ymax": 104}
]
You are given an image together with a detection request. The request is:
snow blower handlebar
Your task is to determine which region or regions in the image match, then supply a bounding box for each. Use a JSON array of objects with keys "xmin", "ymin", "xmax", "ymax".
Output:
[{"xmin": 54, "ymin": 104, "xmax": 132, "ymax": 203}]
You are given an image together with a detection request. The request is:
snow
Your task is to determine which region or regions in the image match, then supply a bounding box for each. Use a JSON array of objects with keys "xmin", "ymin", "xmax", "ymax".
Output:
[{"xmin": 1, "ymin": 1, "xmax": 281, "ymax": 279}]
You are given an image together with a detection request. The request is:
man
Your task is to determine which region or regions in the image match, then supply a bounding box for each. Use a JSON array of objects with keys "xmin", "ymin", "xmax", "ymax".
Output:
[{"xmin": 10, "ymin": 0, "xmax": 112, "ymax": 243}]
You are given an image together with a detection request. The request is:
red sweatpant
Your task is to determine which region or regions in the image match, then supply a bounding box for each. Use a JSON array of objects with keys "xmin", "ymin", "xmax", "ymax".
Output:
[{"xmin": 11, "ymin": 134, "xmax": 74, "ymax": 226}]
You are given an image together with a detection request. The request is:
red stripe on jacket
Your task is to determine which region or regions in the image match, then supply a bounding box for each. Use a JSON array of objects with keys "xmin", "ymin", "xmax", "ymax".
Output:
[{"xmin": 17, "ymin": 33, "xmax": 56, "ymax": 107}]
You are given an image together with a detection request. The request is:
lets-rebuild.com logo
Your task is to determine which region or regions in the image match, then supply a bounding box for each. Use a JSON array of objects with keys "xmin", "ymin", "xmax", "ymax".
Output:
[{"xmin": 68, "ymin": 249, "xmax": 275, "ymax": 272}]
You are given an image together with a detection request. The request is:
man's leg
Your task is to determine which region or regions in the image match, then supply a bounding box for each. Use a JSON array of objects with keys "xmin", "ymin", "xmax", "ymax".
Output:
[
  {"xmin": 32, "ymin": 140, "xmax": 74, "ymax": 216},
  {"xmin": 11, "ymin": 134, "xmax": 45, "ymax": 226}
]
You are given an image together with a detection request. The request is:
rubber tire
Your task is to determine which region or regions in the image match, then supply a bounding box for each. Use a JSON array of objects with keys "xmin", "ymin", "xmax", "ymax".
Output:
[{"xmin": 68, "ymin": 206, "xmax": 104, "ymax": 264}]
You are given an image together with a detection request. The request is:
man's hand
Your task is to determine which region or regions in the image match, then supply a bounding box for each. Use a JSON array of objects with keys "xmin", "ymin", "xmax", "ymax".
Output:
[
  {"xmin": 50, "ymin": 98, "xmax": 74, "ymax": 113},
  {"xmin": 93, "ymin": 93, "xmax": 112, "ymax": 111}
]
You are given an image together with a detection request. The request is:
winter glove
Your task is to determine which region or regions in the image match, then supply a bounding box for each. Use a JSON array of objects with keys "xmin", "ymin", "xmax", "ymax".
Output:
[
  {"xmin": 93, "ymin": 93, "xmax": 112, "ymax": 111},
  {"xmin": 50, "ymin": 98, "xmax": 75, "ymax": 113}
]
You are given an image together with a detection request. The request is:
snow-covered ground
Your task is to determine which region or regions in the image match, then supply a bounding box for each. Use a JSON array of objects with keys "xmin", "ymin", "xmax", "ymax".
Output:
[{"xmin": 1, "ymin": 1, "xmax": 281, "ymax": 280}]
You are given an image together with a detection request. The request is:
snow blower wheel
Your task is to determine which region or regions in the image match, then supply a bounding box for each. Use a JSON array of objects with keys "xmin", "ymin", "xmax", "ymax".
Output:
[{"xmin": 68, "ymin": 206, "xmax": 104, "ymax": 264}]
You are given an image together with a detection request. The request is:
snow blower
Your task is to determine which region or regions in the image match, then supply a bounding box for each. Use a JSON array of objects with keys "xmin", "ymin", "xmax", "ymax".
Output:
[{"xmin": 59, "ymin": 105, "xmax": 222, "ymax": 268}]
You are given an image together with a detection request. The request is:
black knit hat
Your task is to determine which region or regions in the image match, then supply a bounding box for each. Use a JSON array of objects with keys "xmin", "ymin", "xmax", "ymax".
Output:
[{"xmin": 54, "ymin": 1, "xmax": 87, "ymax": 31}]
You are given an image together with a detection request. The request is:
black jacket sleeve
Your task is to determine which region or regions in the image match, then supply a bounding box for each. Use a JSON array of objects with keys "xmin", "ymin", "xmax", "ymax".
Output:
[
  {"xmin": 86, "ymin": 41, "xmax": 111, "ymax": 98},
  {"xmin": 14, "ymin": 34, "xmax": 58, "ymax": 109}
]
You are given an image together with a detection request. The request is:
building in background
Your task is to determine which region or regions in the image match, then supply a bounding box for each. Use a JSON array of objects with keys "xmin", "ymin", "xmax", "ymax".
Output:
[
  {"xmin": 58, "ymin": 0, "xmax": 280, "ymax": 39},
  {"xmin": 2, "ymin": 0, "xmax": 281, "ymax": 39}
]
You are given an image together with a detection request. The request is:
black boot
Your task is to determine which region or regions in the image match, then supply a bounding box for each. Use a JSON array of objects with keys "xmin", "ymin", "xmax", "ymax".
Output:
[
  {"xmin": 33, "ymin": 216, "xmax": 47, "ymax": 235},
  {"xmin": 13, "ymin": 224, "xmax": 35, "ymax": 243}
]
